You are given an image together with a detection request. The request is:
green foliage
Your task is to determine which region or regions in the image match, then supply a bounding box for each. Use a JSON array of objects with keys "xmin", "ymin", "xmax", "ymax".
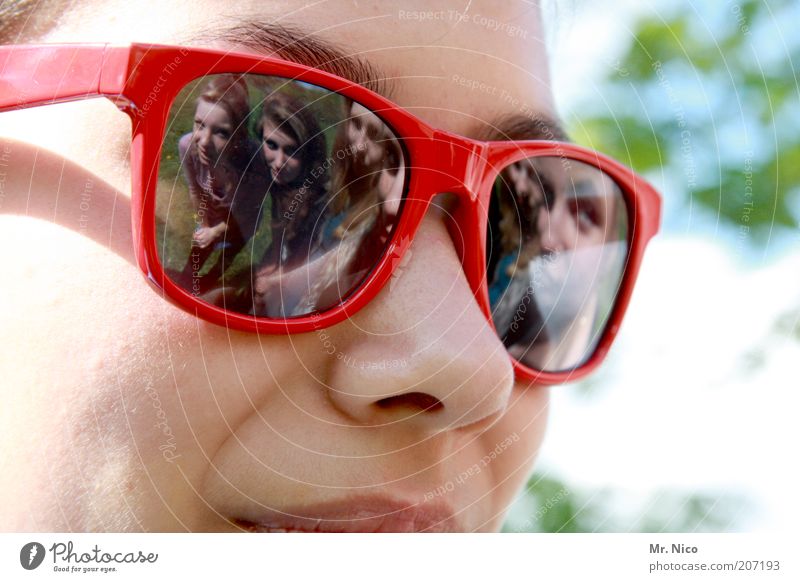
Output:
[
  {"xmin": 503, "ymin": 0, "xmax": 795, "ymax": 534},
  {"xmin": 571, "ymin": 0, "xmax": 799, "ymax": 246},
  {"xmin": 505, "ymin": 472, "xmax": 748, "ymax": 533}
]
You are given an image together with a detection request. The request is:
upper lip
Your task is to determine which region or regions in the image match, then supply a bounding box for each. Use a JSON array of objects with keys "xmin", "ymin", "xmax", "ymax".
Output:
[{"xmin": 232, "ymin": 496, "xmax": 461, "ymax": 533}]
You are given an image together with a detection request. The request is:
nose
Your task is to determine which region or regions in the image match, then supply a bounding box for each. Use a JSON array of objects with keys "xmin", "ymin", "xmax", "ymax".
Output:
[
  {"xmin": 197, "ymin": 127, "xmax": 210, "ymax": 146},
  {"xmin": 323, "ymin": 212, "xmax": 515, "ymax": 431},
  {"xmin": 539, "ymin": 197, "xmax": 576, "ymax": 253},
  {"xmin": 272, "ymin": 148, "xmax": 286, "ymax": 167}
]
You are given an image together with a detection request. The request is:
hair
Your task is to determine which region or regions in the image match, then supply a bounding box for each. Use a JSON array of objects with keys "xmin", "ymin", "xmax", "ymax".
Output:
[{"xmin": 494, "ymin": 160, "xmax": 552, "ymax": 278}]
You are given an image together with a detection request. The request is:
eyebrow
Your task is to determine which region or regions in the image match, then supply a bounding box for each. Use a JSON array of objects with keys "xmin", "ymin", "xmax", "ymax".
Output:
[
  {"xmin": 480, "ymin": 113, "xmax": 571, "ymax": 143},
  {"xmin": 192, "ymin": 20, "xmax": 394, "ymax": 96},
  {"xmin": 191, "ymin": 20, "xmax": 569, "ymax": 143}
]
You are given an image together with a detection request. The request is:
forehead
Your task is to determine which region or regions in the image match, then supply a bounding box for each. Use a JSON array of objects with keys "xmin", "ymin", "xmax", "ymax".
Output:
[
  {"xmin": 48, "ymin": 0, "xmax": 556, "ymax": 139},
  {"xmin": 195, "ymin": 99, "xmax": 231, "ymax": 122},
  {"xmin": 261, "ymin": 121, "xmax": 297, "ymax": 143}
]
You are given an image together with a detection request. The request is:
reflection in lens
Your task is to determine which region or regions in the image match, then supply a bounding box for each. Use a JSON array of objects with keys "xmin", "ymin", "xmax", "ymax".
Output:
[
  {"xmin": 487, "ymin": 157, "xmax": 629, "ymax": 372},
  {"xmin": 156, "ymin": 74, "xmax": 406, "ymax": 319}
]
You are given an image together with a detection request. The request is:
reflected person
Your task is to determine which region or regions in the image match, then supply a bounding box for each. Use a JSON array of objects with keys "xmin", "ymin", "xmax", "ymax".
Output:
[
  {"xmin": 288, "ymin": 101, "xmax": 406, "ymax": 314},
  {"xmin": 176, "ymin": 75, "xmax": 264, "ymax": 294},
  {"xmin": 251, "ymin": 91, "xmax": 329, "ymax": 315},
  {"xmin": 490, "ymin": 157, "xmax": 627, "ymax": 370}
]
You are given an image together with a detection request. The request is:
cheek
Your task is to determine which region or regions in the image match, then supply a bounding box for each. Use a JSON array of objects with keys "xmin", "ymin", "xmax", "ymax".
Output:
[
  {"xmin": 479, "ymin": 383, "xmax": 550, "ymax": 513},
  {"xmin": 286, "ymin": 156, "xmax": 302, "ymax": 173},
  {"xmin": 0, "ymin": 209, "xmax": 309, "ymax": 530},
  {"xmin": 211, "ymin": 135, "xmax": 228, "ymax": 153},
  {"xmin": 1, "ymin": 111, "xmax": 350, "ymax": 531},
  {"xmin": 195, "ymin": 130, "xmax": 210, "ymax": 147},
  {"xmin": 0, "ymin": 216, "xmax": 180, "ymax": 528}
]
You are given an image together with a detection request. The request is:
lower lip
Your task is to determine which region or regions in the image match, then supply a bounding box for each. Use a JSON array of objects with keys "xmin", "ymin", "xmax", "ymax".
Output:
[{"xmin": 233, "ymin": 500, "xmax": 459, "ymax": 533}]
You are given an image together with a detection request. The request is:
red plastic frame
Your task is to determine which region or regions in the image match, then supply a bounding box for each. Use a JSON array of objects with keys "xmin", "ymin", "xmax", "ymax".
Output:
[{"xmin": 0, "ymin": 43, "xmax": 662, "ymax": 384}]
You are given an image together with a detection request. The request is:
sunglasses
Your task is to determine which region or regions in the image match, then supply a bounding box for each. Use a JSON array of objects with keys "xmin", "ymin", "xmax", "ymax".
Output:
[{"xmin": 0, "ymin": 43, "xmax": 661, "ymax": 384}]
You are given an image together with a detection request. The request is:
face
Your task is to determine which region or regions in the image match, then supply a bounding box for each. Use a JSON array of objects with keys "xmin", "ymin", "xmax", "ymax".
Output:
[
  {"xmin": 192, "ymin": 99, "xmax": 234, "ymax": 166},
  {"xmin": 0, "ymin": 0, "xmax": 553, "ymax": 532},
  {"xmin": 347, "ymin": 102, "xmax": 386, "ymax": 167},
  {"xmin": 536, "ymin": 161, "xmax": 619, "ymax": 253},
  {"xmin": 496, "ymin": 156, "xmax": 627, "ymax": 372},
  {"xmin": 261, "ymin": 120, "xmax": 302, "ymax": 186}
]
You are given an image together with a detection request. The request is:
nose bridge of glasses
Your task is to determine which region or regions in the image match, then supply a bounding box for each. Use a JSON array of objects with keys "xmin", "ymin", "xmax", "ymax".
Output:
[
  {"xmin": 418, "ymin": 131, "xmax": 492, "ymax": 320},
  {"xmin": 428, "ymin": 131, "xmax": 490, "ymax": 200}
]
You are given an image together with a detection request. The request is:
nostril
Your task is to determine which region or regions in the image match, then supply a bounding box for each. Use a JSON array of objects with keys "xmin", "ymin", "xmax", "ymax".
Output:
[{"xmin": 374, "ymin": 392, "xmax": 444, "ymax": 413}]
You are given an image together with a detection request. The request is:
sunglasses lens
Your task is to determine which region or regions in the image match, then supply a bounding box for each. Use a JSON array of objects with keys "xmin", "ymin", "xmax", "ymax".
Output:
[
  {"xmin": 486, "ymin": 156, "xmax": 630, "ymax": 372},
  {"xmin": 156, "ymin": 73, "xmax": 406, "ymax": 318}
]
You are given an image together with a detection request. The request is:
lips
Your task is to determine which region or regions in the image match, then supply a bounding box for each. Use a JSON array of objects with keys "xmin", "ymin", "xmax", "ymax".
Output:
[{"xmin": 232, "ymin": 497, "xmax": 460, "ymax": 533}]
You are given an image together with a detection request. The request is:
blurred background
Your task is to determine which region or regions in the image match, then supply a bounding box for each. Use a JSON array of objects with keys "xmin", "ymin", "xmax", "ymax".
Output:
[{"xmin": 504, "ymin": 0, "xmax": 800, "ymax": 532}]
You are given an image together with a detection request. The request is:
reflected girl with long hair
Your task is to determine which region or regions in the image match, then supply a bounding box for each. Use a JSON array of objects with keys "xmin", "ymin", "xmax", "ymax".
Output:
[
  {"xmin": 250, "ymin": 99, "xmax": 406, "ymax": 318},
  {"xmin": 251, "ymin": 90, "xmax": 329, "ymax": 315},
  {"xmin": 176, "ymin": 74, "xmax": 264, "ymax": 293}
]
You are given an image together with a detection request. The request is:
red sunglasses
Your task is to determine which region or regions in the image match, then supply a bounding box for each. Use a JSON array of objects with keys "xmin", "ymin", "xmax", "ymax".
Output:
[{"xmin": 0, "ymin": 43, "xmax": 661, "ymax": 384}]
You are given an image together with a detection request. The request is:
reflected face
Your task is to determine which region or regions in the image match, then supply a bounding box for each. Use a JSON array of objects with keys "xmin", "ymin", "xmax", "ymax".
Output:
[
  {"xmin": 538, "ymin": 164, "xmax": 617, "ymax": 254},
  {"xmin": 261, "ymin": 120, "xmax": 301, "ymax": 186},
  {"xmin": 343, "ymin": 102, "xmax": 404, "ymax": 215},
  {"xmin": 192, "ymin": 99, "xmax": 233, "ymax": 166},
  {"xmin": 347, "ymin": 103, "xmax": 386, "ymax": 167},
  {"xmin": 563, "ymin": 165, "xmax": 618, "ymax": 246},
  {"xmin": 490, "ymin": 157, "xmax": 628, "ymax": 372},
  {"xmin": 500, "ymin": 157, "xmax": 619, "ymax": 252},
  {"xmin": 0, "ymin": 0, "xmax": 555, "ymax": 532}
]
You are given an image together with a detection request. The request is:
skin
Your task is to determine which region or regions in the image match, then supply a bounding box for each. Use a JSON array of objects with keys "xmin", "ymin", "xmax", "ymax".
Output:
[
  {"xmin": 0, "ymin": 0, "xmax": 553, "ymax": 532},
  {"xmin": 193, "ymin": 222, "xmax": 226, "ymax": 249},
  {"xmin": 347, "ymin": 103, "xmax": 386, "ymax": 167},
  {"xmin": 193, "ymin": 99, "xmax": 233, "ymax": 168},
  {"xmin": 261, "ymin": 120, "xmax": 302, "ymax": 186}
]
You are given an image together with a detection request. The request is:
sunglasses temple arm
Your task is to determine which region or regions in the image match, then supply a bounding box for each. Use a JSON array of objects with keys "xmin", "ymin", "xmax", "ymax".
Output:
[{"xmin": 0, "ymin": 44, "xmax": 130, "ymax": 113}]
